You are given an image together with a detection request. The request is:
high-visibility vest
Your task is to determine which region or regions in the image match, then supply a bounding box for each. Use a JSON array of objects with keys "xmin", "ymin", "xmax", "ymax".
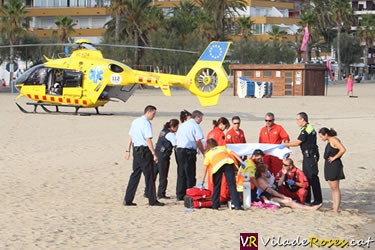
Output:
[
  {"xmin": 205, "ymin": 146, "xmax": 235, "ymax": 174},
  {"xmin": 236, "ymin": 159, "xmax": 256, "ymax": 192}
]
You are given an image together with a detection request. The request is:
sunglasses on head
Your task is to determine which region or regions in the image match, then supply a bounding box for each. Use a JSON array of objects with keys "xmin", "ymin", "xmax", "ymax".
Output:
[{"xmin": 265, "ymin": 119, "xmax": 274, "ymax": 122}]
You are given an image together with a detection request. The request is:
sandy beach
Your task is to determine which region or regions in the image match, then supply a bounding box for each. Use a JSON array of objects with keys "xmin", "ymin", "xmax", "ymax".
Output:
[{"xmin": 1, "ymin": 81, "xmax": 374, "ymax": 249}]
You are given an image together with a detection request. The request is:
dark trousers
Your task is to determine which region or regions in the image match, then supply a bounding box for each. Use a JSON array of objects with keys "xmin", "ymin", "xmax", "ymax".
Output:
[
  {"xmin": 124, "ymin": 147, "xmax": 157, "ymax": 205},
  {"xmin": 303, "ymin": 153, "xmax": 323, "ymax": 204},
  {"xmin": 176, "ymin": 148, "xmax": 197, "ymax": 199},
  {"xmin": 212, "ymin": 163, "xmax": 241, "ymax": 209},
  {"xmin": 154, "ymin": 154, "xmax": 171, "ymax": 197}
]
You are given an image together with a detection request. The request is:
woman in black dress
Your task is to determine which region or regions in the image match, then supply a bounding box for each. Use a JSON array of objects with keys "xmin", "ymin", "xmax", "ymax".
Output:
[{"xmin": 319, "ymin": 128, "xmax": 346, "ymax": 212}]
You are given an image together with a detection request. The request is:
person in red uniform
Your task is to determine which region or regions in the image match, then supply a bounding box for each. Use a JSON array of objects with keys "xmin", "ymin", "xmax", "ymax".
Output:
[
  {"xmin": 225, "ymin": 116, "xmax": 246, "ymax": 144},
  {"xmin": 206, "ymin": 117, "xmax": 230, "ymax": 202},
  {"xmin": 207, "ymin": 117, "xmax": 230, "ymax": 146},
  {"xmin": 276, "ymin": 158, "xmax": 308, "ymax": 204},
  {"xmin": 259, "ymin": 112, "xmax": 290, "ymax": 175}
]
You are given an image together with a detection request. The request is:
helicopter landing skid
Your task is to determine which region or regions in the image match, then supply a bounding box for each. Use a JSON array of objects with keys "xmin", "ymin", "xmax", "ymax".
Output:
[{"xmin": 15, "ymin": 102, "xmax": 113, "ymax": 116}]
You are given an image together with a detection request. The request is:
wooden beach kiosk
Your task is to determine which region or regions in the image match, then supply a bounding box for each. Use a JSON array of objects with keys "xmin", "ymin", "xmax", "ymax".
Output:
[{"xmin": 229, "ymin": 64, "xmax": 327, "ymax": 96}]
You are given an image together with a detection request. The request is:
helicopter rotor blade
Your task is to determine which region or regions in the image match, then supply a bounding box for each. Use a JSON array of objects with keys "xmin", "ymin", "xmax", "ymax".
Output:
[{"xmin": 0, "ymin": 43, "xmax": 199, "ymax": 54}]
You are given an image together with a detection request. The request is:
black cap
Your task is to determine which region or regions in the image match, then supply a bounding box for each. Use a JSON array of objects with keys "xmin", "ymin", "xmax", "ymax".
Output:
[{"xmin": 253, "ymin": 149, "xmax": 264, "ymax": 156}]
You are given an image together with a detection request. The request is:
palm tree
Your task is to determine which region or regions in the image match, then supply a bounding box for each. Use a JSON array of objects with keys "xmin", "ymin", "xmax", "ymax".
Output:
[
  {"xmin": 196, "ymin": 0, "xmax": 247, "ymax": 40},
  {"xmin": 167, "ymin": 0, "xmax": 199, "ymax": 43},
  {"xmin": 194, "ymin": 10, "xmax": 217, "ymax": 43},
  {"xmin": 329, "ymin": 0, "xmax": 353, "ymax": 80},
  {"xmin": 54, "ymin": 16, "xmax": 76, "ymax": 43},
  {"xmin": 267, "ymin": 25, "xmax": 287, "ymax": 42},
  {"xmin": 357, "ymin": 14, "xmax": 375, "ymax": 80},
  {"xmin": 235, "ymin": 16, "xmax": 254, "ymax": 41},
  {"xmin": 121, "ymin": 0, "xmax": 164, "ymax": 66},
  {"xmin": 110, "ymin": 0, "xmax": 125, "ymax": 44},
  {"xmin": 0, "ymin": 0, "xmax": 29, "ymax": 85},
  {"xmin": 310, "ymin": 0, "xmax": 335, "ymax": 49}
]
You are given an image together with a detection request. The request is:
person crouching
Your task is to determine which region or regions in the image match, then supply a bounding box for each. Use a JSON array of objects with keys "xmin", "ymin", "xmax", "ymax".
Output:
[
  {"xmin": 201, "ymin": 138, "xmax": 244, "ymax": 210},
  {"xmin": 275, "ymin": 158, "xmax": 308, "ymax": 204}
]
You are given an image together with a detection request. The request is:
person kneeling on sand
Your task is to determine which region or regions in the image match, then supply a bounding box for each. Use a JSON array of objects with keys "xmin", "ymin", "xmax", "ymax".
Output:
[
  {"xmin": 255, "ymin": 164, "xmax": 322, "ymax": 211},
  {"xmin": 275, "ymin": 158, "xmax": 309, "ymax": 204},
  {"xmin": 201, "ymin": 138, "xmax": 244, "ymax": 210}
]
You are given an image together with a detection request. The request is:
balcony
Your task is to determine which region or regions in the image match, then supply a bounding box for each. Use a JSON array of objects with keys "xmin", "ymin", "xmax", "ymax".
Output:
[
  {"xmin": 26, "ymin": 7, "xmax": 110, "ymax": 17},
  {"xmin": 249, "ymin": 0, "xmax": 294, "ymax": 9},
  {"xmin": 32, "ymin": 28, "xmax": 106, "ymax": 37},
  {"xmin": 252, "ymin": 16, "xmax": 300, "ymax": 25}
]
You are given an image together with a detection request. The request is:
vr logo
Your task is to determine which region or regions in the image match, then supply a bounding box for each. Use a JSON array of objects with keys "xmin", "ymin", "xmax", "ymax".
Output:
[{"xmin": 240, "ymin": 233, "xmax": 258, "ymax": 250}]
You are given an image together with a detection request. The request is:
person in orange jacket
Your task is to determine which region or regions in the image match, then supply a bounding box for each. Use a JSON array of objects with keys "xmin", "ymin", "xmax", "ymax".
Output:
[
  {"xmin": 226, "ymin": 116, "xmax": 246, "ymax": 144},
  {"xmin": 259, "ymin": 112, "xmax": 290, "ymax": 176},
  {"xmin": 206, "ymin": 117, "xmax": 231, "ymax": 202},
  {"xmin": 275, "ymin": 158, "xmax": 309, "ymax": 204},
  {"xmin": 207, "ymin": 117, "xmax": 230, "ymax": 146}
]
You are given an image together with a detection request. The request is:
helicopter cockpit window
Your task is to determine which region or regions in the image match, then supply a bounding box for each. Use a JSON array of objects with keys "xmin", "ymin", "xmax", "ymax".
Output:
[
  {"xmin": 19, "ymin": 65, "xmax": 49, "ymax": 86},
  {"xmin": 63, "ymin": 70, "xmax": 83, "ymax": 87},
  {"xmin": 109, "ymin": 64, "xmax": 123, "ymax": 73}
]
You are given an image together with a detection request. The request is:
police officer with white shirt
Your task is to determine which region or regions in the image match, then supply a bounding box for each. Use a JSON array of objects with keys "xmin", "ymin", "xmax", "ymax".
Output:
[
  {"xmin": 123, "ymin": 105, "xmax": 164, "ymax": 206},
  {"xmin": 175, "ymin": 110, "xmax": 205, "ymax": 200}
]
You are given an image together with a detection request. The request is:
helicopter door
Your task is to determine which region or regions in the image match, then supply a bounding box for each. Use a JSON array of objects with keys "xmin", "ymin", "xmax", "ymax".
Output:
[{"xmin": 62, "ymin": 70, "xmax": 83, "ymax": 98}]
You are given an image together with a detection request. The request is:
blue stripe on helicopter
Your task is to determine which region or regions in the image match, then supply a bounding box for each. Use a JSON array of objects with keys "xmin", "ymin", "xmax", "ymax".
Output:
[{"xmin": 199, "ymin": 42, "xmax": 230, "ymax": 62}]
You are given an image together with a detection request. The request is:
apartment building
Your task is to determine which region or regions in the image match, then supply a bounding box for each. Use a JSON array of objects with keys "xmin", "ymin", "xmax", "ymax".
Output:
[
  {"xmin": 0, "ymin": 0, "xmax": 112, "ymax": 43},
  {"xmin": 153, "ymin": 0, "xmax": 302, "ymax": 41},
  {"xmin": 0, "ymin": 0, "xmax": 302, "ymax": 43}
]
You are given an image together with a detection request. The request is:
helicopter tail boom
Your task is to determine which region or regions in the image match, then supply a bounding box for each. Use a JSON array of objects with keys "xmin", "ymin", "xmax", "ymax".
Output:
[{"xmin": 131, "ymin": 41, "xmax": 231, "ymax": 106}]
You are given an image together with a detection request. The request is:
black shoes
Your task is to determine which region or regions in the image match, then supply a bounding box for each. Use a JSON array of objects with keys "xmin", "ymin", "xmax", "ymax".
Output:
[
  {"xmin": 311, "ymin": 201, "xmax": 322, "ymax": 206},
  {"xmin": 123, "ymin": 200, "xmax": 165, "ymax": 206},
  {"xmin": 158, "ymin": 195, "xmax": 171, "ymax": 199},
  {"xmin": 150, "ymin": 201, "xmax": 165, "ymax": 206},
  {"xmin": 123, "ymin": 201, "xmax": 137, "ymax": 206}
]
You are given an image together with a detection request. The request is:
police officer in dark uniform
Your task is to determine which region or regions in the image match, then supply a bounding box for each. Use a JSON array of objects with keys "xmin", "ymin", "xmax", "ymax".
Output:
[
  {"xmin": 284, "ymin": 112, "xmax": 323, "ymax": 205},
  {"xmin": 123, "ymin": 105, "xmax": 164, "ymax": 206},
  {"xmin": 154, "ymin": 119, "xmax": 179, "ymax": 199}
]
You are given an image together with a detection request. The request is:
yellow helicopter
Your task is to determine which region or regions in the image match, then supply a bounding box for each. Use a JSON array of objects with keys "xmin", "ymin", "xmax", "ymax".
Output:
[{"xmin": 14, "ymin": 40, "xmax": 231, "ymax": 114}]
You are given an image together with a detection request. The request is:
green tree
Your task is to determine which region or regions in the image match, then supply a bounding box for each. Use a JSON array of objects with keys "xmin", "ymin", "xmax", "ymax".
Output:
[
  {"xmin": 267, "ymin": 25, "xmax": 287, "ymax": 42},
  {"xmin": 167, "ymin": 0, "xmax": 199, "ymax": 43},
  {"xmin": 124, "ymin": 0, "xmax": 164, "ymax": 66},
  {"xmin": 104, "ymin": 0, "xmax": 165, "ymax": 66},
  {"xmin": 194, "ymin": 11, "xmax": 217, "ymax": 43},
  {"xmin": 234, "ymin": 16, "xmax": 254, "ymax": 41},
  {"xmin": 334, "ymin": 33, "xmax": 362, "ymax": 74},
  {"xmin": 110, "ymin": 0, "xmax": 126, "ymax": 44},
  {"xmin": 231, "ymin": 40, "xmax": 295, "ymax": 64},
  {"xmin": 196, "ymin": 0, "xmax": 247, "ymax": 40},
  {"xmin": 357, "ymin": 14, "xmax": 375, "ymax": 80},
  {"xmin": 329, "ymin": 0, "xmax": 354, "ymax": 79},
  {"xmin": 313, "ymin": 0, "xmax": 336, "ymax": 48},
  {"xmin": 54, "ymin": 16, "xmax": 76, "ymax": 43},
  {"xmin": 0, "ymin": 0, "xmax": 29, "ymax": 83}
]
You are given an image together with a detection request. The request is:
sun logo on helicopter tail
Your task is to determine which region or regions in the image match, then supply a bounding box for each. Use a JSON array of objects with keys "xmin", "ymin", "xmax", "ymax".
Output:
[{"xmin": 89, "ymin": 66, "xmax": 104, "ymax": 84}]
